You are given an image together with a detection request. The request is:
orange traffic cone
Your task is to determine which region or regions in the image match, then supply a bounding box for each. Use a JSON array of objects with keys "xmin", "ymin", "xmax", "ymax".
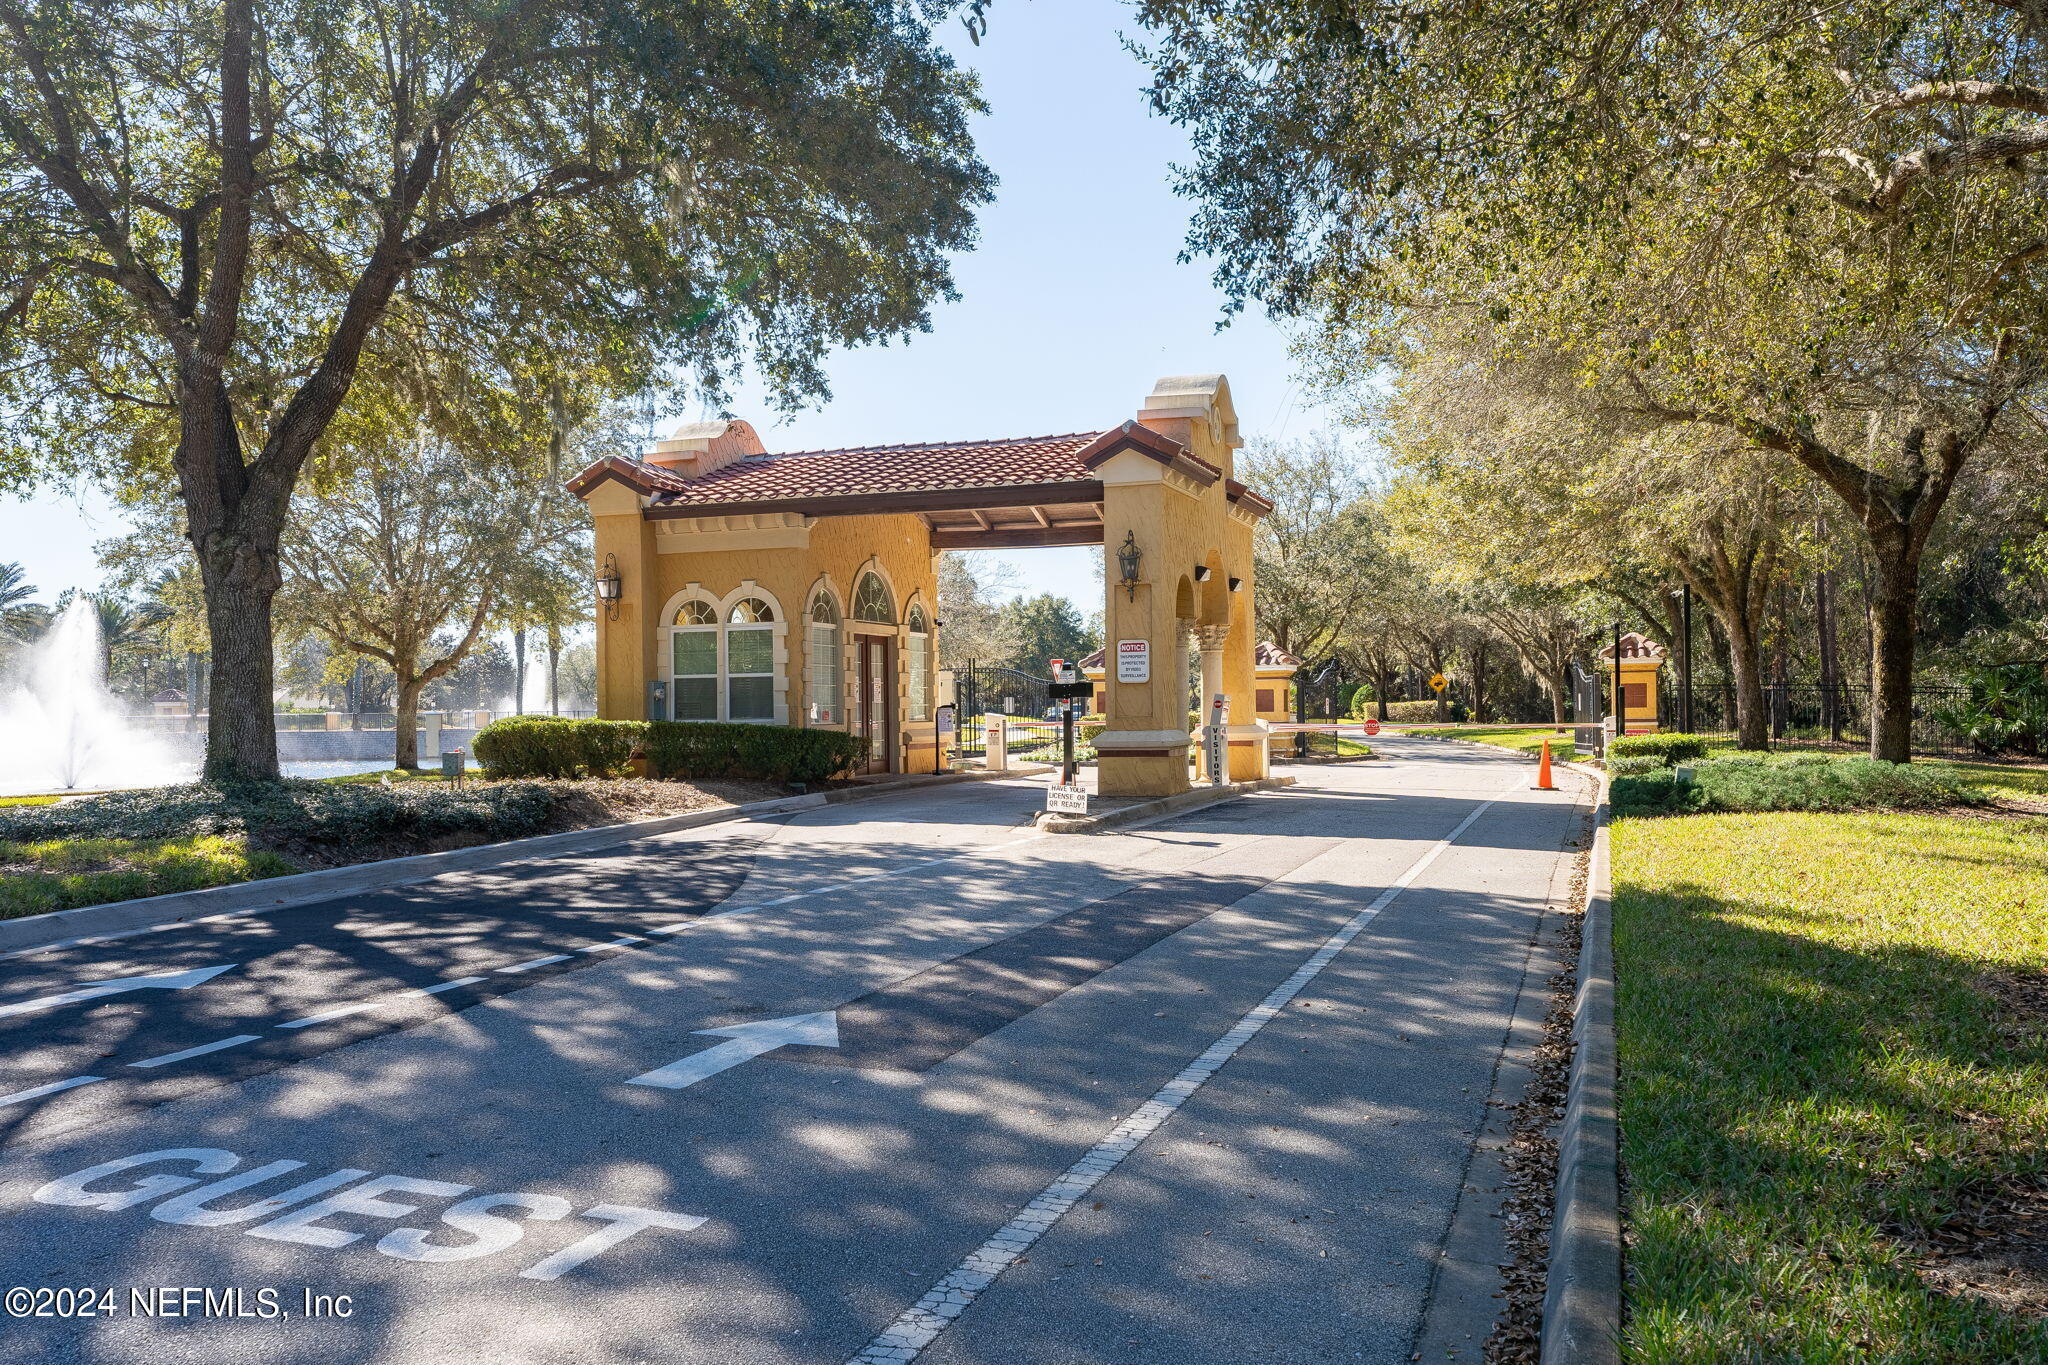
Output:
[{"xmin": 1534, "ymin": 738, "xmax": 1557, "ymax": 791}]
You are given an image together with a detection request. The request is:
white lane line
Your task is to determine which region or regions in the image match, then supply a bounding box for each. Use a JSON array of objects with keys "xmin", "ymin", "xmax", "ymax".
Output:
[
  {"xmin": 497, "ymin": 954, "xmax": 573, "ymax": 974},
  {"xmin": 0, "ymin": 1075, "xmax": 103, "ymax": 1107},
  {"xmin": 846, "ymin": 775, "xmax": 1525, "ymax": 1365},
  {"xmin": 413, "ymin": 975, "xmax": 486, "ymax": 995},
  {"xmin": 580, "ymin": 937, "xmax": 645, "ymax": 952},
  {"xmin": 279, "ymin": 975, "xmax": 488, "ymax": 1029},
  {"xmin": 278, "ymin": 1000, "xmax": 383, "ymax": 1028},
  {"xmin": 130, "ymin": 1034, "xmax": 261, "ymax": 1068}
]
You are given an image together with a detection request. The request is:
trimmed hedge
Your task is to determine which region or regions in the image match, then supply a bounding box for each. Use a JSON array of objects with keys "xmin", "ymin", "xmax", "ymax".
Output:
[
  {"xmin": 643, "ymin": 721, "xmax": 866, "ymax": 785},
  {"xmin": 1611, "ymin": 755, "xmax": 1984, "ymax": 816},
  {"xmin": 473, "ymin": 716, "xmax": 646, "ymax": 779},
  {"xmin": 0, "ymin": 780, "xmax": 561, "ymax": 848},
  {"xmin": 1606, "ymin": 732, "xmax": 1711, "ymax": 765}
]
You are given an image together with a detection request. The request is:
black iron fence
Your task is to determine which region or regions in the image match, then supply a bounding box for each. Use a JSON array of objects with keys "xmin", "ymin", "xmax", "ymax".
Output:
[{"xmin": 1672, "ymin": 683, "xmax": 1987, "ymax": 759}]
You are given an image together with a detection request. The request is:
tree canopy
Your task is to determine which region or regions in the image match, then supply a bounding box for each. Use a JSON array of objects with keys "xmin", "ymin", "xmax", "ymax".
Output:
[{"xmin": 1, "ymin": 0, "xmax": 994, "ymax": 778}]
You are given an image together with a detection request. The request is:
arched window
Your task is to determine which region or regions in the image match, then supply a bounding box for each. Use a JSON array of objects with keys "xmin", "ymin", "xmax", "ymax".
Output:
[
  {"xmin": 852, "ymin": 571, "xmax": 894, "ymax": 624},
  {"xmin": 725, "ymin": 598, "xmax": 776, "ymax": 720},
  {"xmin": 808, "ymin": 591, "xmax": 843, "ymax": 724},
  {"xmin": 905, "ymin": 604, "xmax": 931, "ymax": 721},
  {"xmin": 671, "ymin": 600, "xmax": 719, "ymax": 720}
]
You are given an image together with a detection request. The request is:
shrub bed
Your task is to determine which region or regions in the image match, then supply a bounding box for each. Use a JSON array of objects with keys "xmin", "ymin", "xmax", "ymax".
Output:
[
  {"xmin": 1612, "ymin": 754, "xmax": 1985, "ymax": 816},
  {"xmin": 1606, "ymin": 731, "xmax": 1711, "ymax": 765},
  {"xmin": 473, "ymin": 716, "xmax": 646, "ymax": 779},
  {"xmin": 0, "ymin": 779, "xmax": 562, "ymax": 850},
  {"xmin": 642, "ymin": 721, "xmax": 866, "ymax": 786}
]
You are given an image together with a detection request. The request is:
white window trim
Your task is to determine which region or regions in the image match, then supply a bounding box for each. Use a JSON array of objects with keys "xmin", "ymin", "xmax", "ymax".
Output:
[
  {"xmin": 658, "ymin": 582, "xmax": 789, "ymax": 725},
  {"xmin": 904, "ymin": 598, "xmax": 932, "ymax": 723},
  {"xmin": 805, "ymin": 582, "xmax": 846, "ymax": 729}
]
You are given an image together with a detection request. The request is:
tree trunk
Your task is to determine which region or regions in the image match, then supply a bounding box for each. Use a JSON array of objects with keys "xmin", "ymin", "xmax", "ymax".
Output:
[
  {"xmin": 1867, "ymin": 536, "xmax": 1920, "ymax": 763},
  {"xmin": 1816, "ymin": 569, "xmax": 1842, "ymax": 742},
  {"xmin": 393, "ymin": 673, "xmax": 423, "ymax": 771},
  {"xmin": 1727, "ymin": 619, "xmax": 1770, "ymax": 751},
  {"xmin": 1770, "ymin": 584, "xmax": 1790, "ymax": 740},
  {"xmin": 513, "ymin": 627, "xmax": 528, "ymax": 715},
  {"xmin": 195, "ymin": 548, "xmax": 281, "ymax": 783}
]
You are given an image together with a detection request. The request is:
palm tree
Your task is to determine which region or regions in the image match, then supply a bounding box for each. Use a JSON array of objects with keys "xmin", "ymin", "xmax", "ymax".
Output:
[
  {"xmin": 0, "ymin": 562, "xmax": 48, "ymax": 641},
  {"xmin": 86, "ymin": 593, "xmax": 171, "ymax": 685}
]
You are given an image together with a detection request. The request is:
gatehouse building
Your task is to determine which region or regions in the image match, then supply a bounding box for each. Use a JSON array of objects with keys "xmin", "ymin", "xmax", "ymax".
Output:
[{"xmin": 566, "ymin": 374, "xmax": 1273, "ymax": 796}]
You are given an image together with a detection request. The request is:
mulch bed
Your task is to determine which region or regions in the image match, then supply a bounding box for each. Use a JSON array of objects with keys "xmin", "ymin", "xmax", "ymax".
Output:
[
  {"xmin": 261, "ymin": 776, "xmax": 792, "ymax": 871},
  {"xmin": 1484, "ymin": 825, "xmax": 1593, "ymax": 1363}
]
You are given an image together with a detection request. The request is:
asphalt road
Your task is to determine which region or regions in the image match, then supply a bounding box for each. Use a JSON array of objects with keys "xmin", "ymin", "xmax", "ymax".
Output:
[{"xmin": 0, "ymin": 736, "xmax": 1585, "ymax": 1364}]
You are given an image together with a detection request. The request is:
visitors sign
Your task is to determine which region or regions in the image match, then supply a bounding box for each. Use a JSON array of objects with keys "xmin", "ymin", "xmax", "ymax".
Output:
[{"xmin": 1116, "ymin": 639, "xmax": 1149, "ymax": 683}]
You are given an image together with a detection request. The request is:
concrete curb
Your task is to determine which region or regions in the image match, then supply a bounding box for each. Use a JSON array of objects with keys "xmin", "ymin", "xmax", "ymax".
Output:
[
  {"xmin": 1032, "ymin": 775, "xmax": 1296, "ymax": 834},
  {"xmin": 0, "ymin": 766, "xmax": 1048, "ymax": 959},
  {"xmin": 1540, "ymin": 768, "xmax": 1623, "ymax": 1365}
]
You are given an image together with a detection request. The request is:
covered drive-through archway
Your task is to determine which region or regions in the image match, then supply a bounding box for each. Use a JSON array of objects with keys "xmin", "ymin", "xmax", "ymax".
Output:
[{"xmin": 565, "ymin": 375, "xmax": 1274, "ymax": 797}]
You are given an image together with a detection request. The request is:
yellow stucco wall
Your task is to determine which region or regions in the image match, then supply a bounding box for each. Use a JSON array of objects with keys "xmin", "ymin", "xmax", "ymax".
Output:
[{"xmin": 591, "ymin": 501, "xmax": 943, "ymax": 775}]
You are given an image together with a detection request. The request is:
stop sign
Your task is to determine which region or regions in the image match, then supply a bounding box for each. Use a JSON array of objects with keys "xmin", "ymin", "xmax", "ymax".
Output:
[{"xmin": 1364, "ymin": 718, "xmax": 1380, "ymax": 736}]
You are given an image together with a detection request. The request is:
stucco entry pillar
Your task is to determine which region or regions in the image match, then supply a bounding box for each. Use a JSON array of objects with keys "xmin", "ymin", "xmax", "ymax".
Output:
[
  {"xmin": 1223, "ymin": 519, "xmax": 1269, "ymax": 780},
  {"xmin": 1096, "ymin": 478, "xmax": 1194, "ymax": 799}
]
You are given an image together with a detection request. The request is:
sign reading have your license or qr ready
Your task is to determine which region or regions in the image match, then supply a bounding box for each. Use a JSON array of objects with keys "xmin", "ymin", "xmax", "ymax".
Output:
[{"xmin": 1045, "ymin": 783, "xmax": 1088, "ymax": 814}]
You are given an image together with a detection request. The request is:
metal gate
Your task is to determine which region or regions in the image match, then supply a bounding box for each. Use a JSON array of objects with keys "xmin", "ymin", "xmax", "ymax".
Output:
[{"xmin": 954, "ymin": 660, "xmax": 1053, "ymax": 760}]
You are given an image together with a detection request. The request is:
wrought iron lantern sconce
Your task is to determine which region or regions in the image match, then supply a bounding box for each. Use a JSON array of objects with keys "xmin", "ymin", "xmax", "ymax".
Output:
[
  {"xmin": 1227, "ymin": 576, "xmax": 1243, "ymax": 593},
  {"xmin": 1115, "ymin": 531, "xmax": 1143, "ymax": 601},
  {"xmin": 595, "ymin": 553, "xmax": 623, "ymax": 621},
  {"xmin": 1192, "ymin": 564, "xmax": 1213, "ymax": 583}
]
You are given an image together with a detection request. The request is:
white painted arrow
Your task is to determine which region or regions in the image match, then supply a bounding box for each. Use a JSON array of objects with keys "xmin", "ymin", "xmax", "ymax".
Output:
[
  {"xmin": 0, "ymin": 965, "xmax": 237, "ymax": 1021},
  {"xmin": 625, "ymin": 1012, "xmax": 840, "ymax": 1091}
]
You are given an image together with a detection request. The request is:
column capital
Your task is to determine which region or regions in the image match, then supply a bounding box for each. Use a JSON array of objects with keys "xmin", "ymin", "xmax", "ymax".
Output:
[{"xmin": 1196, "ymin": 623, "xmax": 1231, "ymax": 650}]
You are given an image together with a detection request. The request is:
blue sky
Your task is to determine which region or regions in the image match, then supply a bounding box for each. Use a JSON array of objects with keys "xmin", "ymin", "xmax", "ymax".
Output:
[{"xmin": 0, "ymin": 0, "xmax": 1333, "ymax": 611}]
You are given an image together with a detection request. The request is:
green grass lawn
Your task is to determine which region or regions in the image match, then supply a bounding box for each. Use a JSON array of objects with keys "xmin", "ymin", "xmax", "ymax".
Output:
[
  {"xmin": 1405, "ymin": 725, "xmax": 1578, "ymax": 759},
  {"xmin": 0, "ymin": 834, "xmax": 298, "ymax": 920},
  {"xmin": 0, "ymin": 795, "xmax": 59, "ymax": 807},
  {"xmin": 1613, "ymin": 807, "xmax": 2048, "ymax": 1361}
]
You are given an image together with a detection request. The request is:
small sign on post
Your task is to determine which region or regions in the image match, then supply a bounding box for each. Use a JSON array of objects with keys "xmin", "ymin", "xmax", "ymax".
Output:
[
  {"xmin": 1204, "ymin": 693, "xmax": 1227, "ymax": 787},
  {"xmin": 441, "ymin": 749, "xmax": 465, "ymax": 785},
  {"xmin": 1428, "ymin": 672, "xmax": 1449, "ymax": 694},
  {"xmin": 1045, "ymin": 782, "xmax": 1089, "ymax": 815}
]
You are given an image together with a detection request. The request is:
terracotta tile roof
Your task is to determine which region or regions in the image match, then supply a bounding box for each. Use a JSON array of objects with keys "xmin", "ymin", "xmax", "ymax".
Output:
[
  {"xmin": 646, "ymin": 432, "xmax": 1110, "ymax": 508},
  {"xmin": 565, "ymin": 420, "xmax": 1263, "ymax": 520}
]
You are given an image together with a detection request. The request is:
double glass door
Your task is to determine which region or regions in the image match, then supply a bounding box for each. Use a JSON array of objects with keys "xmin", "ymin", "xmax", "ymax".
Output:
[{"xmin": 851, "ymin": 635, "xmax": 893, "ymax": 774}]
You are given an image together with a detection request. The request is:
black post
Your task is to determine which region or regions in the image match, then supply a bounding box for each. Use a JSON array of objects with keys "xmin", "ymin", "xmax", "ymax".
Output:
[
  {"xmin": 1679, "ymin": 586, "xmax": 1694, "ymax": 734},
  {"xmin": 1061, "ymin": 697, "xmax": 1076, "ymax": 785},
  {"xmin": 1611, "ymin": 621, "xmax": 1623, "ymax": 735},
  {"xmin": 1294, "ymin": 671, "xmax": 1308, "ymax": 759}
]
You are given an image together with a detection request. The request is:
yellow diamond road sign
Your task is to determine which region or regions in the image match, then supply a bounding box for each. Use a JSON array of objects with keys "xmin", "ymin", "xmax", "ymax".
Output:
[{"xmin": 1428, "ymin": 673, "xmax": 1449, "ymax": 693}]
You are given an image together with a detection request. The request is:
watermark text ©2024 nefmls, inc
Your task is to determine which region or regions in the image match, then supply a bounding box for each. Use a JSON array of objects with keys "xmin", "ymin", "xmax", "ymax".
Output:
[{"xmin": 6, "ymin": 1284, "xmax": 352, "ymax": 1320}]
